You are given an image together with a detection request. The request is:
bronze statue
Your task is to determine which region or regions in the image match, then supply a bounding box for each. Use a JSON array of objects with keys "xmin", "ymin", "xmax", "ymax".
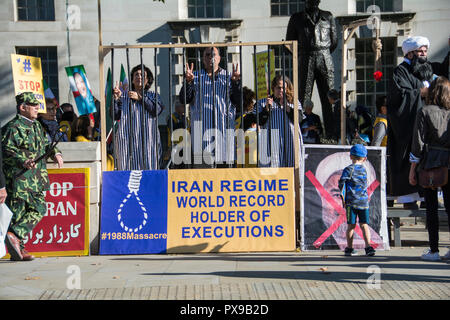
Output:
[{"xmin": 286, "ymin": 0, "xmax": 338, "ymax": 138}]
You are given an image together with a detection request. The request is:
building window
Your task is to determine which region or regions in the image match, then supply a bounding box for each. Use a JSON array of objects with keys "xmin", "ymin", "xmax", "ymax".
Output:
[
  {"xmin": 16, "ymin": 47, "xmax": 59, "ymax": 101},
  {"xmin": 355, "ymin": 37, "xmax": 395, "ymax": 110},
  {"xmin": 17, "ymin": 0, "xmax": 55, "ymax": 21},
  {"xmin": 188, "ymin": 0, "xmax": 224, "ymax": 19},
  {"xmin": 273, "ymin": 46, "xmax": 293, "ymax": 84},
  {"xmin": 271, "ymin": 0, "xmax": 305, "ymax": 17},
  {"xmin": 356, "ymin": 0, "xmax": 394, "ymax": 12}
]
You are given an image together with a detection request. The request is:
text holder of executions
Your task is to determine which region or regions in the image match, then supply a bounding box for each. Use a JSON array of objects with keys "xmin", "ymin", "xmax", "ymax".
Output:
[{"xmin": 167, "ymin": 168, "xmax": 296, "ymax": 253}]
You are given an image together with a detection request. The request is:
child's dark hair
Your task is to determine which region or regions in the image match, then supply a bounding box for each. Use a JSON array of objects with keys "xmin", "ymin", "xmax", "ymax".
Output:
[
  {"xmin": 71, "ymin": 114, "xmax": 92, "ymax": 141},
  {"xmin": 327, "ymin": 89, "xmax": 339, "ymax": 101},
  {"xmin": 375, "ymin": 95, "xmax": 387, "ymax": 113},
  {"xmin": 243, "ymin": 113, "xmax": 257, "ymax": 130},
  {"xmin": 350, "ymin": 154, "xmax": 365, "ymax": 161},
  {"xmin": 242, "ymin": 86, "xmax": 256, "ymax": 113}
]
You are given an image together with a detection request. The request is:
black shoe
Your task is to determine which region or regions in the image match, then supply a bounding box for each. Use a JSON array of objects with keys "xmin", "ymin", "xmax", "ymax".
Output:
[
  {"xmin": 344, "ymin": 247, "xmax": 358, "ymax": 256},
  {"xmin": 365, "ymin": 246, "xmax": 376, "ymax": 257},
  {"xmin": 420, "ymin": 202, "xmax": 426, "ymax": 209}
]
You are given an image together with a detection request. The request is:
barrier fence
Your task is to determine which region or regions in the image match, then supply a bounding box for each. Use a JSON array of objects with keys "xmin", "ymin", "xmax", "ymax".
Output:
[{"xmin": 98, "ymin": 41, "xmax": 301, "ymax": 210}]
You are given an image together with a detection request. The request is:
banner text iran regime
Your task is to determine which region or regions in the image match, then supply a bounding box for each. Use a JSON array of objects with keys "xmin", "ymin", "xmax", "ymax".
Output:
[{"xmin": 167, "ymin": 168, "xmax": 296, "ymax": 253}]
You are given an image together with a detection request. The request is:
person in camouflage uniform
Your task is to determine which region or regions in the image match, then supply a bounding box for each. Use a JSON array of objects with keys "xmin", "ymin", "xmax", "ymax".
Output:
[{"xmin": 2, "ymin": 92, "xmax": 63, "ymax": 261}]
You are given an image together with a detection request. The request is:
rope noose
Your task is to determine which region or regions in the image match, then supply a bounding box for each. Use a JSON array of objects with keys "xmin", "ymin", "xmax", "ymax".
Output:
[{"xmin": 117, "ymin": 170, "xmax": 148, "ymax": 232}]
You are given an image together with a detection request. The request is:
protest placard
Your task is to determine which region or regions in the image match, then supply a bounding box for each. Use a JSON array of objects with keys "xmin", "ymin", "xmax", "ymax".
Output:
[
  {"xmin": 10, "ymin": 54, "xmax": 46, "ymax": 112},
  {"xmin": 65, "ymin": 65, "xmax": 97, "ymax": 115}
]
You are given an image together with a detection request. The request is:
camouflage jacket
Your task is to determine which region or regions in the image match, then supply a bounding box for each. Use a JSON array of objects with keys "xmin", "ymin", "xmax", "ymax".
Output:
[{"xmin": 1, "ymin": 114, "xmax": 60, "ymax": 198}]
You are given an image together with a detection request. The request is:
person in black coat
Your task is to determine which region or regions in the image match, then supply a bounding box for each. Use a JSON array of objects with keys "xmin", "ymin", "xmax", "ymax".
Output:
[
  {"xmin": 301, "ymin": 99, "xmax": 323, "ymax": 144},
  {"xmin": 431, "ymin": 37, "xmax": 449, "ymax": 79},
  {"xmin": 387, "ymin": 36, "xmax": 430, "ymax": 203}
]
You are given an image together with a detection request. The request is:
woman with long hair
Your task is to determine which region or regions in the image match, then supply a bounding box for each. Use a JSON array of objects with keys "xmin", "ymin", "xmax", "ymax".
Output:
[
  {"xmin": 113, "ymin": 64, "xmax": 164, "ymax": 170},
  {"xmin": 255, "ymin": 74, "xmax": 303, "ymax": 167},
  {"xmin": 409, "ymin": 76, "xmax": 450, "ymax": 261}
]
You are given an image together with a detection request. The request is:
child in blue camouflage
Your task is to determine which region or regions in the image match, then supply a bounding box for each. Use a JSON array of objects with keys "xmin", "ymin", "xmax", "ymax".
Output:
[{"xmin": 339, "ymin": 144, "xmax": 376, "ymax": 257}]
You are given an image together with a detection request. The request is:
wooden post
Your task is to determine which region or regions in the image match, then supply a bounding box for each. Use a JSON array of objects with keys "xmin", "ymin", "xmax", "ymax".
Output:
[
  {"xmin": 340, "ymin": 19, "xmax": 369, "ymax": 144},
  {"xmin": 373, "ymin": 20, "xmax": 382, "ymax": 111},
  {"xmin": 292, "ymin": 41, "xmax": 300, "ymax": 213},
  {"xmin": 98, "ymin": 0, "xmax": 107, "ymax": 172},
  {"xmin": 340, "ymin": 27, "xmax": 348, "ymax": 145}
]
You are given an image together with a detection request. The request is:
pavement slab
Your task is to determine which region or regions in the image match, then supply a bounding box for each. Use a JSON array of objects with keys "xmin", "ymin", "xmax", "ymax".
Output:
[{"xmin": 0, "ymin": 219, "xmax": 448, "ymax": 301}]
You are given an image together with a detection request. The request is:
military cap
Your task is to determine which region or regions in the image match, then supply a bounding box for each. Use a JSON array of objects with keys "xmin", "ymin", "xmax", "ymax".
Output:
[{"xmin": 16, "ymin": 92, "xmax": 40, "ymax": 105}]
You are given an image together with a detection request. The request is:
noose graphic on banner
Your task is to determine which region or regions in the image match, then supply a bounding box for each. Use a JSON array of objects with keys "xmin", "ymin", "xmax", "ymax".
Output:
[{"xmin": 117, "ymin": 171, "xmax": 148, "ymax": 232}]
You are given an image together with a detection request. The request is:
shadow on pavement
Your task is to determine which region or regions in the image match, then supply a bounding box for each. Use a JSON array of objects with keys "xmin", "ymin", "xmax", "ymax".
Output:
[{"xmin": 140, "ymin": 269, "xmax": 450, "ymax": 284}]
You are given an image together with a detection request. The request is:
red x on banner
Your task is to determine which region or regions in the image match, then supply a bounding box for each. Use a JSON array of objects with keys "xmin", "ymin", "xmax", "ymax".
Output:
[{"xmin": 305, "ymin": 170, "xmax": 380, "ymax": 249}]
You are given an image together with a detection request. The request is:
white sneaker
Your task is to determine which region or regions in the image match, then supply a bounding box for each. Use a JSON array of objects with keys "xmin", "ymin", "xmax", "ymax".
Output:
[
  {"xmin": 421, "ymin": 249, "xmax": 441, "ymax": 261},
  {"xmin": 443, "ymin": 249, "xmax": 450, "ymax": 260}
]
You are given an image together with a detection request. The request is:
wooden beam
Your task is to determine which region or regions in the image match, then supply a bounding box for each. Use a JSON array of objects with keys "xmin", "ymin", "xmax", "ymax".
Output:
[
  {"xmin": 101, "ymin": 41, "xmax": 297, "ymax": 50},
  {"xmin": 292, "ymin": 41, "xmax": 300, "ymax": 214},
  {"xmin": 340, "ymin": 27, "xmax": 348, "ymax": 144},
  {"xmin": 340, "ymin": 19, "xmax": 367, "ymax": 144},
  {"xmin": 98, "ymin": 0, "xmax": 107, "ymax": 173}
]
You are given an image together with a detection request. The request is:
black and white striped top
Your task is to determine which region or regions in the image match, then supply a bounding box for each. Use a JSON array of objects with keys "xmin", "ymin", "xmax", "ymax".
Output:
[
  {"xmin": 114, "ymin": 90, "xmax": 164, "ymax": 170},
  {"xmin": 255, "ymin": 98, "xmax": 303, "ymax": 167},
  {"xmin": 180, "ymin": 68, "xmax": 241, "ymax": 164}
]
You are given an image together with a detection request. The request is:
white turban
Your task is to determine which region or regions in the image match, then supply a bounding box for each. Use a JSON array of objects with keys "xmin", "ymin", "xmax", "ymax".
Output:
[{"xmin": 402, "ymin": 36, "xmax": 430, "ymax": 56}]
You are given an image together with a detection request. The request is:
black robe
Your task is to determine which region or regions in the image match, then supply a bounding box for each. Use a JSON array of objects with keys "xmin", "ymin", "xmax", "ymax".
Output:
[
  {"xmin": 431, "ymin": 50, "xmax": 449, "ymax": 79},
  {"xmin": 386, "ymin": 61, "xmax": 424, "ymax": 196}
]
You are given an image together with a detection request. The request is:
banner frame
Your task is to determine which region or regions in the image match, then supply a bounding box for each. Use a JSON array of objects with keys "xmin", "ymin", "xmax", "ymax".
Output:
[
  {"xmin": 26, "ymin": 168, "xmax": 90, "ymax": 257},
  {"xmin": 300, "ymin": 144, "xmax": 388, "ymax": 251}
]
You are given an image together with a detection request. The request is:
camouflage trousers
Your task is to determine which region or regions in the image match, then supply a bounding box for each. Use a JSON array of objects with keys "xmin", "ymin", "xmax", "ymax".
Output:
[{"xmin": 7, "ymin": 192, "xmax": 46, "ymax": 249}]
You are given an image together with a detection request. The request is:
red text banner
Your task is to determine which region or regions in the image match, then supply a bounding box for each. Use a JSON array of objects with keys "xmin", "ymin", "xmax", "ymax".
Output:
[{"xmin": 22, "ymin": 168, "xmax": 90, "ymax": 257}]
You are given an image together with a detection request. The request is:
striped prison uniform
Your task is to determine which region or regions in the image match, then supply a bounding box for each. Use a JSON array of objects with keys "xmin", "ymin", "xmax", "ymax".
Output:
[
  {"xmin": 179, "ymin": 68, "xmax": 241, "ymax": 165},
  {"xmin": 114, "ymin": 90, "xmax": 164, "ymax": 170},
  {"xmin": 254, "ymin": 98, "xmax": 304, "ymax": 167}
]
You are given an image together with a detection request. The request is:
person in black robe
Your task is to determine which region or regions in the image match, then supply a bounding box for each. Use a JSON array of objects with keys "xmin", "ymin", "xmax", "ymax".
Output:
[
  {"xmin": 431, "ymin": 37, "xmax": 449, "ymax": 79},
  {"xmin": 387, "ymin": 36, "xmax": 431, "ymax": 204}
]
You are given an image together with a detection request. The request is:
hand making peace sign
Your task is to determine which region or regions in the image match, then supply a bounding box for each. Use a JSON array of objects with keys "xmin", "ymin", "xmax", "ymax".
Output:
[
  {"xmin": 185, "ymin": 63, "xmax": 195, "ymax": 83},
  {"xmin": 231, "ymin": 63, "xmax": 240, "ymax": 82},
  {"xmin": 184, "ymin": 62, "xmax": 240, "ymax": 82}
]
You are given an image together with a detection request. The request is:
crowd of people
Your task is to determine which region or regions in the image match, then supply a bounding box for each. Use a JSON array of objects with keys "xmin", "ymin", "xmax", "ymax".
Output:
[{"xmin": 1, "ymin": 34, "xmax": 449, "ymax": 261}]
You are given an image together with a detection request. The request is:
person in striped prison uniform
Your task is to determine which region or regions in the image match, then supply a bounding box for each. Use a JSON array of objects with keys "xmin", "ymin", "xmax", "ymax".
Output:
[
  {"xmin": 179, "ymin": 47, "xmax": 242, "ymax": 167},
  {"xmin": 113, "ymin": 64, "xmax": 165, "ymax": 171},
  {"xmin": 255, "ymin": 75, "xmax": 304, "ymax": 168}
]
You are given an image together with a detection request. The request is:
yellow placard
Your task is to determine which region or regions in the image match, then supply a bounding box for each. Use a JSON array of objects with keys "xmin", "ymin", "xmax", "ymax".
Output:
[
  {"xmin": 10, "ymin": 54, "xmax": 46, "ymax": 112},
  {"xmin": 167, "ymin": 167, "xmax": 296, "ymax": 253},
  {"xmin": 254, "ymin": 50, "xmax": 276, "ymax": 100}
]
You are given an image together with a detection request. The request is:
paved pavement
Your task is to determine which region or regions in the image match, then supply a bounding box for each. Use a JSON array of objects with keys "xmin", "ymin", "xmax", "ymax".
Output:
[{"xmin": 1, "ymin": 218, "xmax": 449, "ymax": 301}]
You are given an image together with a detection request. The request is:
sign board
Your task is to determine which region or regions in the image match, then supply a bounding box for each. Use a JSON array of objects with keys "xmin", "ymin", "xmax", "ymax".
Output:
[
  {"xmin": 4, "ymin": 168, "xmax": 90, "ymax": 258},
  {"xmin": 10, "ymin": 54, "xmax": 46, "ymax": 112},
  {"xmin": 301, "ymin": 145, "xmax": 389, "ymax": 251},
  {"xmin": 167, "ymin": 168, "xmax": 295, "ymax": 253},
  {"xmin": 99, "ymin": 168, "xmax": 296, "ymax": 254},
  {"xmin": 65, "ymin": 65, "xmax": 97, "ymax": 115},
  {"xmin": 99, "ymin": 170, "xmax": 168, "ymax": 255},
  {"xmin": 253, "ymin": 50, "xmax": 276, "ymax": 100}
]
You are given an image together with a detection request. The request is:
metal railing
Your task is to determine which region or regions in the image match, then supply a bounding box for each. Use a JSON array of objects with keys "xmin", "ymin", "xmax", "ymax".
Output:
[{"xmin": 98, "ymin": 41, "xmax": 300, "ymax": 174}]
